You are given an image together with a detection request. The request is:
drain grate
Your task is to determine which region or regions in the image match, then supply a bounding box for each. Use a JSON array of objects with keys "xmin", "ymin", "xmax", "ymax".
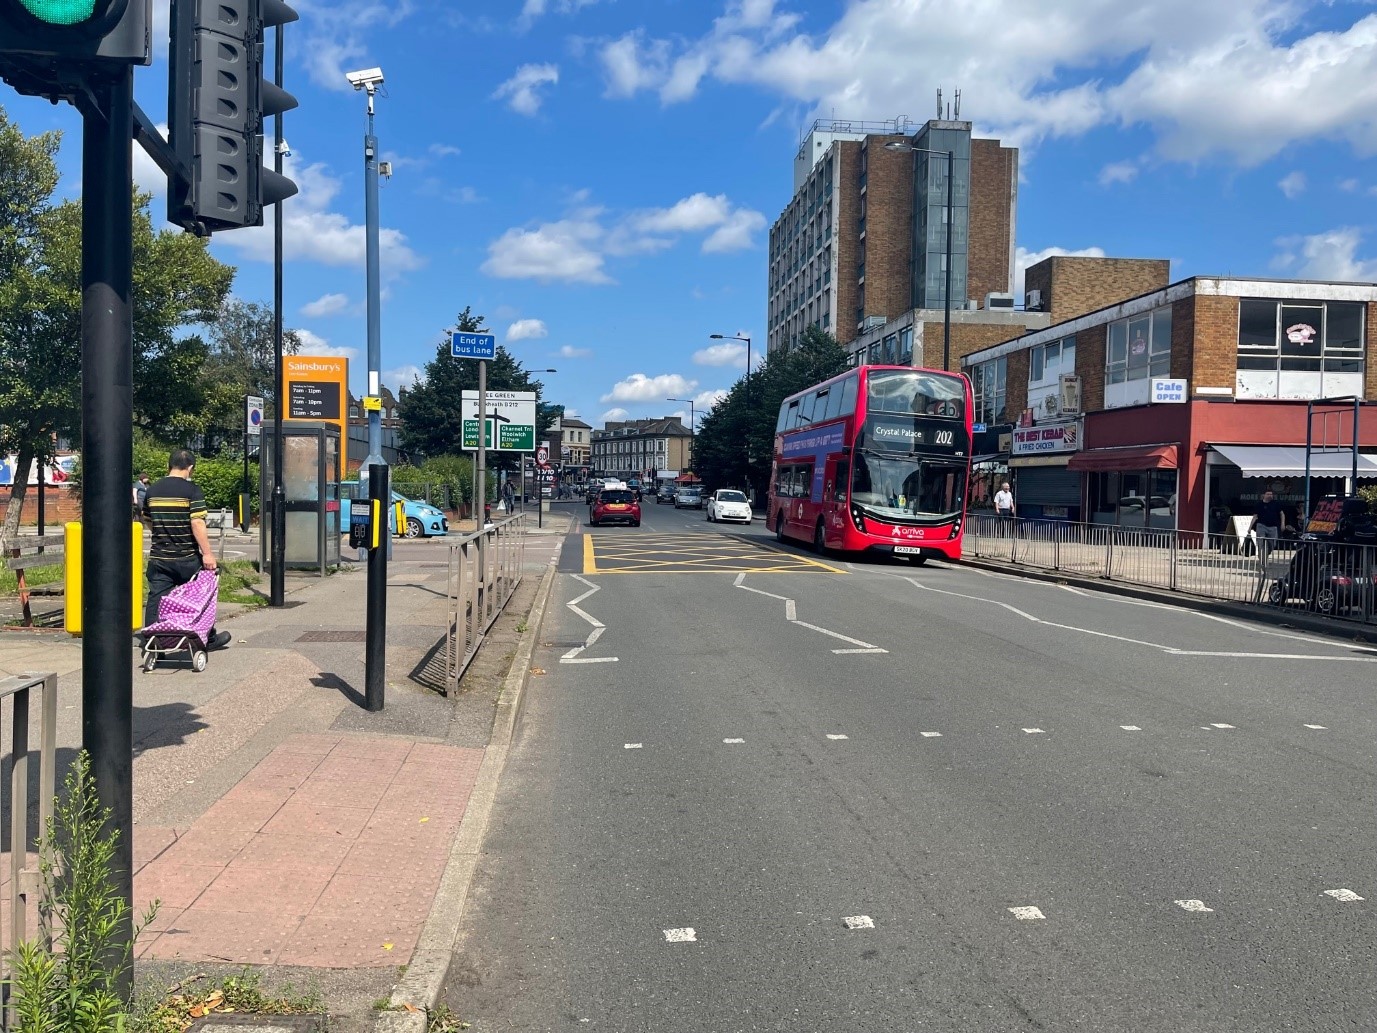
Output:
[{"xmin": 296, "ymin": 630, "xmax": 367, "ymax": 643}]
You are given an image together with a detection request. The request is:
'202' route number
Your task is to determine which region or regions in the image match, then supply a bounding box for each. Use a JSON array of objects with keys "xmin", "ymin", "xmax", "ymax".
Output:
[{"xmin": 933, "ymin": 430, "xmax": 954, "ymax": 446}]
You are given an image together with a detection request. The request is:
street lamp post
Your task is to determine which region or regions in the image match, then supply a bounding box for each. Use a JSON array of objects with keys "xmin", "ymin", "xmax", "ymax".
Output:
[
  {"xmin": 709, "ymin": 333, "xmax": 752, "ymax": 496},
  {"xmin": 666, "ymin": 397, "xmax": 696, "ymax": 476},
  {"xmin": 885, "ymin": 141, "xmax": 954, "ymax": 372}
]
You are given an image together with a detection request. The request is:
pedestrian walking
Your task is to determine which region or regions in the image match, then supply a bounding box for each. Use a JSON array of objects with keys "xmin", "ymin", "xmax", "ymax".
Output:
[
  {"xmin": 994, "ymin": 480, "xmax": 1015, "ymax": 533},
  {"xmin": 1253, "ymin": 489, "xmax": 1288, "ymax": 564},
  {"xmin": 132, "ymin": 472, "xmax": 150, "ymax": 521},
  {"xmin": 502, "ymin": 479, "xmax": 515, "ymax": 513},
  {"xmin": 138, "ymin": 449, "xmax": 231, "ymax": 651}
]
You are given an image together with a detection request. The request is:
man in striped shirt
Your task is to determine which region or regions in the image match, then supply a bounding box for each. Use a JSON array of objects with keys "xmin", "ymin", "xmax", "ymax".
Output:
[{"xmin": 140, "ymin": 449, "xmax": 230, "ymax": 650}]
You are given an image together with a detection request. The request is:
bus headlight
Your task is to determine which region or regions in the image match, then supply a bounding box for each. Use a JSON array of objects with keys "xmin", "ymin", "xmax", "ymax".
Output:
[
  {"xmin": 948, "ymin": 518, "xmax": 962, "ymax": 539},
  {"xmin": 850, "ymin": 505, "xmax": 867, "ymax": 532}
]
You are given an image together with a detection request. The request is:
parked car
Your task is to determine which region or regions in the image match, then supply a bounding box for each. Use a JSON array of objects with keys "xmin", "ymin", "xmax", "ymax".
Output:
[
  {"xmin": 656, "ymin": 483, "xmax": 677, "ymax": 504},
  {"xmin": 707, "ymin": 489, "xmax": 752, "ymax": 524},
  {"xmin": 339, "ymin": 482, "xmax": 448, "ymax": 538},
  {"xmin": 674, "ymin": 486, "xmax": 703, "ymax": 509},
  {"xmin": 590, "ymin": 489, "xmax": 640, "ymax": 527}
]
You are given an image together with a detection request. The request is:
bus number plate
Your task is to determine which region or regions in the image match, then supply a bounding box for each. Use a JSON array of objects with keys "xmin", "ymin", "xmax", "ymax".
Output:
[{"xmin": 893, "ymin": 545, "xmax": 924, "ymax": 555}]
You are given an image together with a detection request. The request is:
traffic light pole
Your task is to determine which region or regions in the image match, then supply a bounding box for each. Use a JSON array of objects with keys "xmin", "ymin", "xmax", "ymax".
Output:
[
  {"xmin": 81, "ymin": 64, "xmax": 136, "ymax": 1000},
  {"xmin": 269, "ymin": 21, "xmax": 287, "ymax": 606}
]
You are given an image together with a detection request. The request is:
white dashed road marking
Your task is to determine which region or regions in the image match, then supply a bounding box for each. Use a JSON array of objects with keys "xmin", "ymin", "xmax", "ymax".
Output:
[
  {"xmin": 1304, "ymin": 724, "xmax": 1327, "ymax": 730},
  {"xmin": 1120, "ymin": 725, "xmax": 1142, "ymax": 731},
  {"xmin": 624, "ymin": 743, "xmax": 643, "ymax": 749},
  {"xmin": 826, "ymin": 733, "xmax": 848, "ymax": 740},
  {"xmin": 736, "ymin": 574, "xmax": 888, "ymax": 654},
  {"xmin": 1175, "ymin": 899, "xmax": 1214, "ymax": 912},
  {"xmin": 1008, "ymin": 906, "xmax": 1045, "ymax": 920},
  {"xmin": 920, "ymin": 731, "xmax": 942, "ymax": 737},
  {"xmin": 1023, "ymin": 728, "xmax": 1045, "ymax": 735},
  {"xmin": 1324, "ymin": 889, "xmax": 1364, "ymax": 902},
  {"xmin": 561, "ymin": 574, "xmax": 619, "ymax": 664},
  {"xmin": 723, "ymin": 738, "xmax": 745, "ymax": 744},
  {"xmin": 1209, "ymin": 723, "xmax": 1235, "ymax": 729},
  {"xmin": 663, "ymin": 927, "xmax": 696, "ymax": 942},
  {"xmin": 842, "ymin": 915, "xmax": 874, "ymax": 930}
]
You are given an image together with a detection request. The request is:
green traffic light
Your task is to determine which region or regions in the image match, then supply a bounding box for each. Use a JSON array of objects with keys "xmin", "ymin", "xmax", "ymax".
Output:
[{"xmin": 17, "ymin": 0, "xmax": 98, "ymax": 25}]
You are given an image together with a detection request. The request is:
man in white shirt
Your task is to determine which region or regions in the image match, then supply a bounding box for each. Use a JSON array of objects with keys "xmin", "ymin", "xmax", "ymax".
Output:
[{"xmin": 993, "ymin": 480, "xmax": 1015, "ymax": 533}]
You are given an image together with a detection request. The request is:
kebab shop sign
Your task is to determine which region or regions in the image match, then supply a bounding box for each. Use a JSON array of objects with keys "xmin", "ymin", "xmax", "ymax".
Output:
[{"xmin": 1012, "ymin": 421, "xmax": 1082, "ymax": 456}]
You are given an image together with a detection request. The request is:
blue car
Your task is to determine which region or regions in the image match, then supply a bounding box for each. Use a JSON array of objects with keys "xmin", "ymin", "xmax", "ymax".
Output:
[{"xmin": 340, "ymin": 482, "xmax": 449, "ymax": 538}]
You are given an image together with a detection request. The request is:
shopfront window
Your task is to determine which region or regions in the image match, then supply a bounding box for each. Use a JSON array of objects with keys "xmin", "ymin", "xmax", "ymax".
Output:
[
  {"xmin": 1104, "ymin": 305, "xmax": 1171, "ymax": 408},
  {"xmin": 971, "ymin": 356, "xmax": 1007, "ymax": 426}
]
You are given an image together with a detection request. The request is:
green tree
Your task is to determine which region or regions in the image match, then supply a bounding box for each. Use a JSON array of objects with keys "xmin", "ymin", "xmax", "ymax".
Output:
[
  {"xmin": 0, "ymin": 108, "xmax": 233, "ymax": 537},
  {"xmin": 694, "ymin": 326, "xmax": 847, "ymax": 499},
  {"xmin": 199, "ymin": 297, "xmax": 302, "ymax": 452},
  {"xmin": 397, "ymin": 306, "xmax": 551, "ymax": 474}
]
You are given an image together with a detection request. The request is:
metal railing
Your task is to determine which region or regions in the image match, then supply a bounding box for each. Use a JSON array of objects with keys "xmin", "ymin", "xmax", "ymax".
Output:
[
  {"xmin": 0, "ymin": 672, "xmax": 59, "ymax": 1023},
  {"xmin": 967, "ymin": 514, "xmax": 1377, "ymax": 625},
  {"xmin": 444, "ymin": 514, "xmax": 528, "ymax": 694}
]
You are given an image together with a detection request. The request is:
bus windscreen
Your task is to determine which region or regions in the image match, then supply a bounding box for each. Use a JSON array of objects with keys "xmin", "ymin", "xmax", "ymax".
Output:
[{"xmin": 866, "ymin": 369, "xmax": 965, "ymax": 419}]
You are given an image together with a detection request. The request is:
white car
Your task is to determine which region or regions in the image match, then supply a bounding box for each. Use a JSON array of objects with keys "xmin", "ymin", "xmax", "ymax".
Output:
[{"xmin": 707, "ymin": 489, "xmax": 753, "ymax": 524}]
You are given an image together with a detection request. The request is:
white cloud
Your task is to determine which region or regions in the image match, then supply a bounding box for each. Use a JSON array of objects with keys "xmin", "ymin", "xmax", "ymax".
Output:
[
  {"xmin": 301, "ymin": 292, "xmax": 350, "ymax": 318},
  {"xmin": 600, "ymin": 373, "xmax": 698, "ymax": 403},
  {"xmin": 384, "ymin": 364, "xmax": 425, "ymax": 388},
  {"xmin": 593, "ymin": 1, "xmax": 1377, "ymax": 167},
  {"xmin": 1339, "ymin": 178, "xmax": 1361, "ymax": 193},
  {"xmin": 599, "ymin": 407, "xmax": 630, "ymax": 423},
  {"xmin": 693, "ymin": 342, "xmax": 747, "ymax": 368},
  {"xmin": 563, "ymin": 408, "xmax": 580, "ymax": 419},
  {"xmin": 212, "ymin": 154, "xmax": 423, "ymax": 273},
  {"xmin": 429, "ymin": 143, "xmax": 463, "ymax": 158},
  {"xmin": 134, "ymin": 122, "xmax": 169, "ymax": 199},
  {"xmin": 632, "ymin": 193, "xmax": 733, "ymax": 233},
  {"xmin": 558, "ymin": 345, "xmax": 592, "ymax": 358},
  {"xmin": 294, "ymin": 329, "xmax": 359, "ymax": 360},
  {"xmin": 296, "ymin": 0, "xmax": 417, "ymax": 92},
  {"xmin": 493, "ymin": 63, "xmax": 559, "ymax": 116},
  {"xmin": 518, "ymin": 0, "xmax": 601, "ymax": 30},
  {"xmin": 1098, "ymin": 160, "xmax": 1139, "ymax": 187},
  {"xmin": 506, "ymin": 318, "xmax": 549, "ymax": 341},
  {"xmin": 703, "ymin": 208, "xmax": 767, "ymax": 253},
  {"xmin": 1278, "ymin": 171, "xmax": 1307, "ymax": 199},
  {"xmin": 1013, "ymin": 245, "xmax": 1108, "ymax": 302},
  {"xmin": 482, "ymin": 216, "xmax": 613, "ymax": 284},
  {"xmin": 695, "ymin": 388, "xmax": 729, "ymax": 410},
  {"xmin": 1271, "ymin": 228, "xmax": 1377, "ymax": 282}
]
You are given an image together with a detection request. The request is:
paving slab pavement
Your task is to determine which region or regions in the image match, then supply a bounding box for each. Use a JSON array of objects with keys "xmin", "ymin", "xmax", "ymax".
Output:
[{"xmin": 0, "ymin": 515, "xmax": 571, "ymax": 1031}]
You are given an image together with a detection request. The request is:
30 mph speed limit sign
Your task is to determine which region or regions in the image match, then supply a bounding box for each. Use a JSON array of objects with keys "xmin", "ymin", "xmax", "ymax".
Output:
[{"xmin": 536, "ymin": 446, "xmax": 549, "ymax": 466}]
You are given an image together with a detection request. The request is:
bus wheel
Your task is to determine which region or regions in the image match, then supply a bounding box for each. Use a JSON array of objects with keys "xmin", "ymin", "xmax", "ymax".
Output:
[
  {"xmin": 775, "ymin": 511, "xmax": 787, "ymax": 543},
  {"xmin": 813, "ymin": 520, "xmax": 827, "ymax": 554}
]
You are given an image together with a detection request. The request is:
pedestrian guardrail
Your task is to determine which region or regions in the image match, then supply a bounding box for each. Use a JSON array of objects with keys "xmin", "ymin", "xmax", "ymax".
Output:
[
  {"xmin": 444, "ymin": 514, "xmax": 528, "ymax": 694},
  {"xmin": 0, "ymin": 671, "xmax": 59, "ymax": 1024},
  {"xmin": 967, "ymin": 514, "xmax": 1377, "ymax": 626}
]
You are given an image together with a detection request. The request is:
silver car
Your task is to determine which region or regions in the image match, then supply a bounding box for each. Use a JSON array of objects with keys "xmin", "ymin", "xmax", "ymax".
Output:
[{"xmin": 674, "ymin": 486, "xmax": 703, "ymax": 509}]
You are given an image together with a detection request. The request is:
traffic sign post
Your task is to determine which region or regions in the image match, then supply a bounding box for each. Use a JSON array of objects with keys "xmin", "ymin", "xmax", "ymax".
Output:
[{"xmin": 243, "ymin": 393, "xmax": 264, "ymax": 528}]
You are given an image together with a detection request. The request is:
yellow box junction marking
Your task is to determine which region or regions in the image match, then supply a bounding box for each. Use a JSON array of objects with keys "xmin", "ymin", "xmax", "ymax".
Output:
[{"xmin": 582, "ymin": 533, "xmax": 844, "ymax": 575}]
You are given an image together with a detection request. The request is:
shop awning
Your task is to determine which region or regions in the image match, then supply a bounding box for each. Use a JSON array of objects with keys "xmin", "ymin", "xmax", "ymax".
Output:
[
  {"xmin": 1210, "ymin": 444, "xmax": 1377, "ymax": 479},
  {"xmin": 1066, "ymin": 443, "xmax": 1179, "ymax": 473},
  {"xmin": 970, "ymin": 453, "xmax": 1008, "ymax": 467}
]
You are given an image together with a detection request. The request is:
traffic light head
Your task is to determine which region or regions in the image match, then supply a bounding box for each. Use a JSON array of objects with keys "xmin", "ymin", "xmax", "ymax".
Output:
[{"xmin": 0, "ymin": 0, "xmax": 149, "ymax": 95}]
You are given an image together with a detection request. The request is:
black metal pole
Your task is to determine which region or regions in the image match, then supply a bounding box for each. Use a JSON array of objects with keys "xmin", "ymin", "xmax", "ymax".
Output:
[
  {"xmin": 80, "ymin": 66, "xmax": 135, "ymax": 999},
  {"xmin": 365, "ymin": 463, "xmax": 388, "ymax": 711},
  {"xmin": 270, "ymin": 24, "xmax": 287, "ymax": 606},
  {"xmin": 943, "ymin": 148, "xmax": 953, "ymax": 372}
]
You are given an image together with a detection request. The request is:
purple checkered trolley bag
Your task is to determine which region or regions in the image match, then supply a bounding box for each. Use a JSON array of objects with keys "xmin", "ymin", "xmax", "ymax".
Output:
[{"xmin": 139, "ymin": 569, "xmax": 218, "ymax": 672}]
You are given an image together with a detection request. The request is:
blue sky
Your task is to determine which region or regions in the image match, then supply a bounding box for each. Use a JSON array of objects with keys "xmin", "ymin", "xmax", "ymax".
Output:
[{"xmin": 7, "ymin": 0, "xmax": 1377, "ymax": 429}]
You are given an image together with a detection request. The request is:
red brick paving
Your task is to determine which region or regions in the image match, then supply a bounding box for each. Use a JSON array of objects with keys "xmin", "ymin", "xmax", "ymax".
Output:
[{"xmin": 136, "ymin": 733, "xmax": 483, "ymax": 967}]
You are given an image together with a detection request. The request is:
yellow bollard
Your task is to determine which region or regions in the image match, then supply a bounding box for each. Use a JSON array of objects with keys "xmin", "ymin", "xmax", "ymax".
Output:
[
  {"xmin": 63, "ymin": 522, "xmax": 145, "ymax": 635},
  {"xmin": 394, "ymin": 500, "xmax": 405, "ymax": 537}
]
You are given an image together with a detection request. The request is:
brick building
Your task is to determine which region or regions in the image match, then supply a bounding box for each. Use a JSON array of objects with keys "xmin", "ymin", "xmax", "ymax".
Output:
[
  {"xmin": 553, "ymin": 416, "xmax": 592, "ymax": 468},
  {"xmin": 962, "ymin": 272, "xmax": 1377, "ymax": 535},
  {"xmin": 767, "ymin": 116, "xmax": 1019, "ymax": 356},
  {"xmin": 590, "ymin": 418, "xmax": 693, "ymax": 482}
]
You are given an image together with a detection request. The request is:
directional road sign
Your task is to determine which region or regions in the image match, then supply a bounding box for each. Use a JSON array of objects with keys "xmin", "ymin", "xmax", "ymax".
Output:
[
  {"xmin": 451, "ymin": 332, "xmax": 496, "ymax": 360},
  {"xmin": 460, "ymin": 390, "xmax": 537, "ymax": 451}
]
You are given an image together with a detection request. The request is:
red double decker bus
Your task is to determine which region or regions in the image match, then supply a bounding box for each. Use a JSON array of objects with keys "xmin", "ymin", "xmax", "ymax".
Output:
[{"xmin": 768, "ymin": 364, "xmax": 973, "ymax": 563}]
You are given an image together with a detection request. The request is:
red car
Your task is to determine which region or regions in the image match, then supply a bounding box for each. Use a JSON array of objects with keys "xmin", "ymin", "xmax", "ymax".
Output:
[{"xmin": 590, "ymin": 489, "xmax": 640, "ymax": 527}]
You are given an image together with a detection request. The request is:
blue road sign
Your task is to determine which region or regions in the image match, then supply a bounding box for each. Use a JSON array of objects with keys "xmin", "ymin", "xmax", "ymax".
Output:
[
  {"xmin": 451, "ymin": 332, "xmax": 497, "ymax": 360},
  {"xmin": 973, "ymin": 422, "xmax": 988, "ymax": 433}
]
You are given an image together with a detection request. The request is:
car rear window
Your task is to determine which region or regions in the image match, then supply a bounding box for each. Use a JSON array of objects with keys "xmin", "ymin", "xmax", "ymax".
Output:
[{"xmin": 600, "ymin": 490, "xmax": 634, "ymax": 503}]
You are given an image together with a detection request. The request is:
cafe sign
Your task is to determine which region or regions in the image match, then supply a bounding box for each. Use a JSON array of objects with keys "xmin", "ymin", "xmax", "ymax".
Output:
[{"xmin": 1012, "ymin": 420, "xmax": 1082, "ymax": 456}]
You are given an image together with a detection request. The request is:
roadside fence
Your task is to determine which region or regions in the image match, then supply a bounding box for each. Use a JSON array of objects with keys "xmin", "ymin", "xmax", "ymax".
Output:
[
  {"xmin": 444, "ymin": 513, "xmax": 528, "ymax": 694},
  {"xmin": 0, "ymin": 671, "xmax": 59, "ymax": 1023},
  {"xmin": 967, "ymin": 514, "xmax": 1377, "ymax": 626}
]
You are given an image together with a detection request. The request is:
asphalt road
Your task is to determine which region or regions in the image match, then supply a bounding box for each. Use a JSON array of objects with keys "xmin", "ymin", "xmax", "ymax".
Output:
[{"xmin": 447, "ymin": 497, "xmax": 1376, "ymax": 1032}]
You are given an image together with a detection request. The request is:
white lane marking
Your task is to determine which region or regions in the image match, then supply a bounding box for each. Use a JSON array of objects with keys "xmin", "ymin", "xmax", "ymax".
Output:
[
  {"xmin": 898, "ymin": 576, "xmax": 1377, "ymax": 664},
  {"xmin": 1304, "ymin": 724, "xmax": 1327, "ymax": 730},
  {"xmin": 738, "ymin": 578, "xmax": 887, "ymax": 654},
  {"xmin": 1324, "ymin": 888, "xmax": 1364, "ymax": 902},
  {"xmin": 1023, "ymin": 728, "xmax": 1045, "ymax": 734},
  {"xmin": 842, "ymin": 915, "xmax": 874, "ymax": 930},
  {"xmin": 826, "ymin": 733, "xmax": 849, "ymax": 740},
  {"xmin": 663, "ymin": 927, "xmax": 696, "ymax": 942},
  {"xmin": 1209, "ymin": 723, "xmax": 1235, "ymax": 729},
  {"xmin": 1008, "ymin": 906, "xmax": 1044, "ymax": 920},
  {"xmin": 1121, "ymin": 725, "xmax": 1142, "ymax": 731},
  {"xmin": 562, "ymin": 574, "xmax": 620, "ymax": 664},
  {"xmin": 624, "ymin": 743, "xmax": 643, "ymax": 749},
  {"xmin": 1175, "ymin": 899, "xmax": 1214, "ymax": 913},
  {"xmin": 723, "ymin": 737, "xmax": 745, "ymax": 744},
  {"xmin": 920, "ymin": 731, "xmax": 942, "ymax": 737}
]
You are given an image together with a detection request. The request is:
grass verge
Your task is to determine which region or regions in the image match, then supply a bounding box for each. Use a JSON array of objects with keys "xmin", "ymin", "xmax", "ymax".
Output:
[
  {"xmin": 217, "ymin": 559, "xmax": 268, "ymax": 607},
  {"xmin": 0, "ymin": 561, "xmax": 64, "ymax": 597},
  {"xmin": 128, "ymin": 970, "xmax": 325, "ymax": 1032}
]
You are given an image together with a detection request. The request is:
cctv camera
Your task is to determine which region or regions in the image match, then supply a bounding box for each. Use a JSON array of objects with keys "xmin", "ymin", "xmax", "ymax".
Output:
[
  {"xmin": 277, "ymin": 141, "xmax": 292, "ymax": 157},
  {"xmin": 344, "ymin": 67, "xmax": 384, "ymax": 89}
]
